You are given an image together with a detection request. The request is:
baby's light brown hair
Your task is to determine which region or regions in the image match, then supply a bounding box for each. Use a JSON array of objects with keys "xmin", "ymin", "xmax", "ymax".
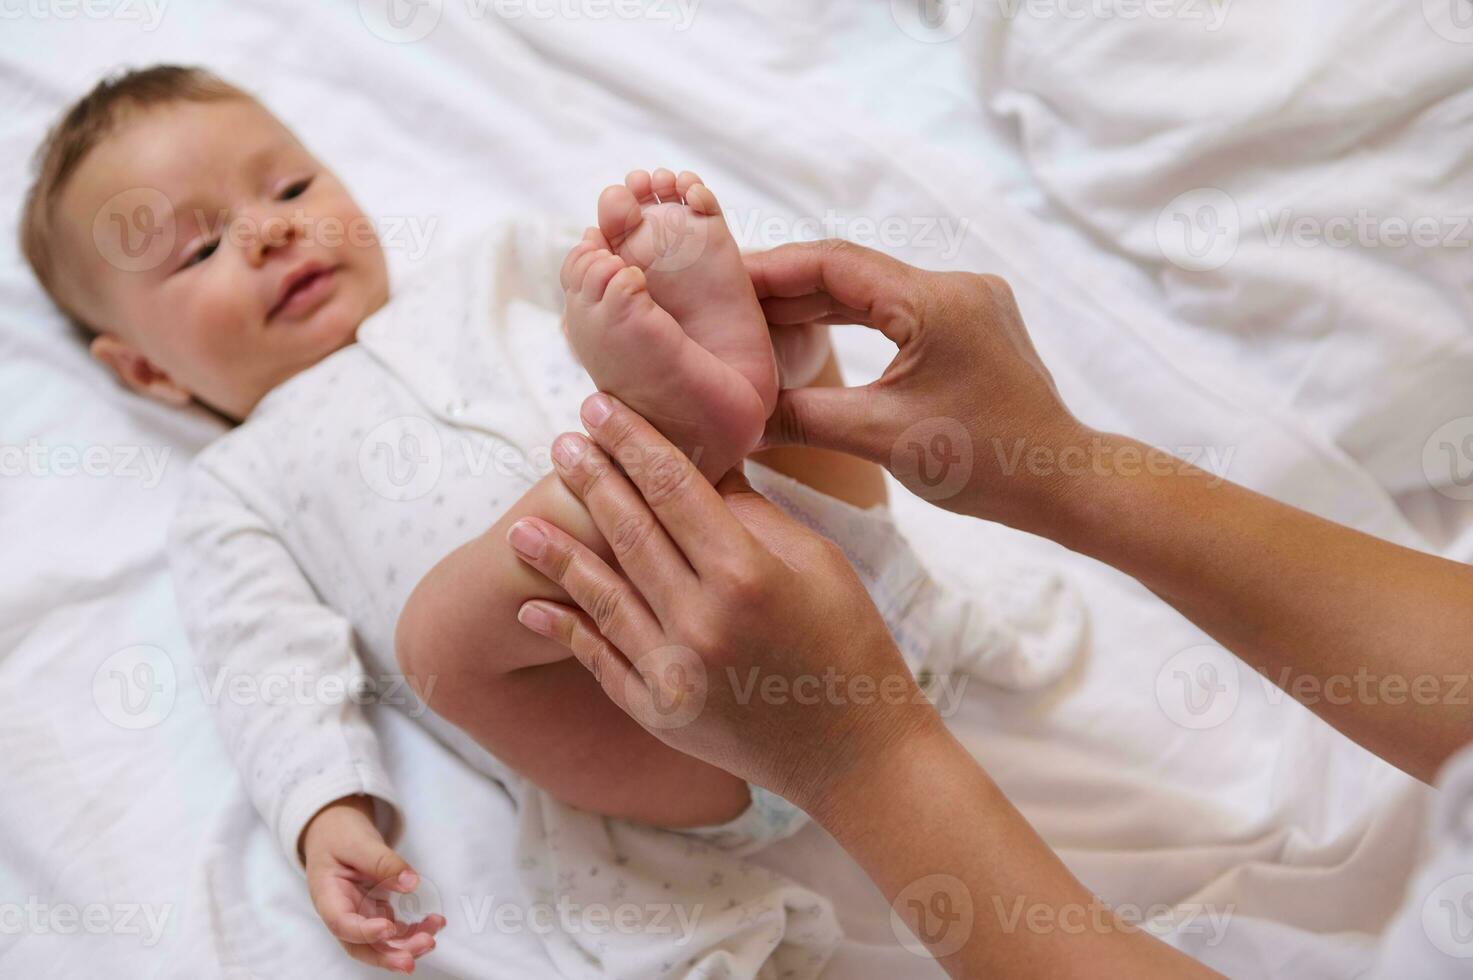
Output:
[{"xmin": 19, "ymin": 64, "xmax": 249, "ymax": 332}]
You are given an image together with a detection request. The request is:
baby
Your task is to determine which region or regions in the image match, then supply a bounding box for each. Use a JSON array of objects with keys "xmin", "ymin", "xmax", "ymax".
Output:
[{"xmin": 22, "ymin": 66, "xmax": 1073, "ymax": 975}]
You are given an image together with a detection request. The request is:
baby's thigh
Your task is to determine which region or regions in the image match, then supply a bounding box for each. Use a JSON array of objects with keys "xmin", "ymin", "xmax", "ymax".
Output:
[
  {"xmin": 459, "ymin": 657, "xmax": 750, "ymax": 827},
  {"xmin": 396, "ymin": 474, "xmax": 749, "ymax": 827}
]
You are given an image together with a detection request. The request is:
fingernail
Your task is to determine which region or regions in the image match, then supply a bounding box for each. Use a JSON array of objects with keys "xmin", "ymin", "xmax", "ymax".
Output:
[
  {"xmin": 581, "ymin": 393, "xmax": 613, "ymax": 428},
  {"xmin": 552, "ymin": 433, "xmax": 586, "ymax": 469},
  {"xmin": 518, "ymin": 603, "xmax": 554, "ymax": 635},
  {"xmin": 507, "ymin": 521, "xmax": 547, "ymax": 559},
  {"xmin": 396, "ymin": 870, "xmax": 418, "ymax": 891}
]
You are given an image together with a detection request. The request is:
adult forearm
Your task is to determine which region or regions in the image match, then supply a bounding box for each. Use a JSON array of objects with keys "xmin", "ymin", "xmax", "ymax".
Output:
[
  {"xmin": 1049, "ymin": 432, "xmax": 1473, "ymax": 781},
  {"xmin": 811, "ymin": 722, "xmax": 1218, "ymax": 979}
]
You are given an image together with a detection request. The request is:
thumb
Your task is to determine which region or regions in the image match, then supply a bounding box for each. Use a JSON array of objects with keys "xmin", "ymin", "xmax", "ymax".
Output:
[
  {"xmin": 338, "ymin": 819, "xmax": 417, "ymax": 893},
  {"xmin": 761, "ymin": 383, "xmax": 893, "ymax": 461}
]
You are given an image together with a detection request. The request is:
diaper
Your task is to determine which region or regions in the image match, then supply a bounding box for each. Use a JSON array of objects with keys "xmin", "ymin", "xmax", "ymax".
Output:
[{"xmin": 679, "ymin": 784, "xmax": 808, "ymax": 854}]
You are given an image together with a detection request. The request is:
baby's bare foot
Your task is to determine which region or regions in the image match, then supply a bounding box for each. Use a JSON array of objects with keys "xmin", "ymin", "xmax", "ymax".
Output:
[
  {"xmin": 596, "ymin": 169, "xmax": 779, "ymax": 417},
  {"xmin": 561, "ymin": 232, "xmax": 766, "ymax": 481}
]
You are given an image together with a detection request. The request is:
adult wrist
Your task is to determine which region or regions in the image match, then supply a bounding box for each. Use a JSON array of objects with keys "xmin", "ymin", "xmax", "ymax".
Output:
[
  {"xmin": 988, "ymin": 419, "xmax": 1106, "ymax": 542},
  {"xmin": 804, "ymin": 704, "xmax": 956, "ymax": 842}
]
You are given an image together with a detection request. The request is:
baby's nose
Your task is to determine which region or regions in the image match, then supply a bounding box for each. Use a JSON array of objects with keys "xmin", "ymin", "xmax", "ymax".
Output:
[{"xmin": 247, "ymin": 213, "xmax": 301, "ymax": 264}]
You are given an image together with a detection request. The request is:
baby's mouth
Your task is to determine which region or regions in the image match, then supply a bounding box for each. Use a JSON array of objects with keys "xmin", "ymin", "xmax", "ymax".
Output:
[{"xmin": 269, "ymin": 265, "xmax": 339, "ymax": 322}]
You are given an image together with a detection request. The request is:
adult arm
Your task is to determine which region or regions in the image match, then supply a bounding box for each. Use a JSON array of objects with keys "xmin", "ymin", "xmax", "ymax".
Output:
[
  {"xmin": 750, "ymin": 240, "xmax": 1473, "ymax": 782},
  {"xmin": 506, "ymin": 397, "xmax": 1218, "ymax": 979}
]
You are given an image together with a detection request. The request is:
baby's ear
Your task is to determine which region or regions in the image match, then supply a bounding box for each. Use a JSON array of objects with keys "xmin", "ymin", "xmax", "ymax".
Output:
[{"xmin": 89, "ymin": 334, "xmax": 193, "ymax": 407}]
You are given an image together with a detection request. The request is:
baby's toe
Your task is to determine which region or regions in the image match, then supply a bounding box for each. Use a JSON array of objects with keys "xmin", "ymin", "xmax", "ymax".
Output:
[
  {"xmin": 597, "ymin": 185, "xmax": 645, "ymax": 250},
  {"xmin": 624, "ymin": 169, "xmax": 655, "ymax": 204},
  {"xmin": 650, "ymin": 168, "xmax": 679, "ymax": 203},
  {"xmin": 683, "ymin": 181, "xmax": 721, "ymax": 217},
  {"xmin": 675, "ymin": 170, "xmax": 704, "ymax": 199},
  {"xmin": 564, "ymin": 243, "xmax": 609, "ymax": 296},
  {"xmin": 559, "ymin": 235, "xmax": 602, "ymax": 291},
  {"xmin": 579, "ymin": 250, "xmax": 628, "ymax": 304}
]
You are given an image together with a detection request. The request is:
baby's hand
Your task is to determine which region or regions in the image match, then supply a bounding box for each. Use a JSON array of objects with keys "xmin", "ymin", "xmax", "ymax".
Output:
[{"xmin": 300, "ymin": 795, "xmax": 445, "ymax": 975}]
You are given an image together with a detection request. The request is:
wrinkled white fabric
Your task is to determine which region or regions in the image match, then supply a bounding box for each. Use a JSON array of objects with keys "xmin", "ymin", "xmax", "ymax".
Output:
[{"xmin": 3, "ymin": 3, "xmax": 1468, "ymax": 977}]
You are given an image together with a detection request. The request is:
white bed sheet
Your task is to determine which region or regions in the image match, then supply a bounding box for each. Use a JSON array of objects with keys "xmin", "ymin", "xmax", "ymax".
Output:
[{"xmin": 1, "ymin": 2, "xmax": 1464, "ymax": 977}]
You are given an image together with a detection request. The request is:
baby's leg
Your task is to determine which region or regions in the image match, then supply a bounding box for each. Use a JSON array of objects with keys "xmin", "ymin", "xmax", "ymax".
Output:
[{"xmin": 396, "ymin": 472, "xmax": 751, "ymax": 828}]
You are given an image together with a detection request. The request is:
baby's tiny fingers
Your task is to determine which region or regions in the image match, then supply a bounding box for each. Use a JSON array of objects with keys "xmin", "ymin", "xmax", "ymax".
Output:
[
  {"xmin": 341, "ymin": 937, "xmax": 415, "ymax": 975},
  {"xmin": 382, "ymin": 931, "xmax": 435, "ymax": 957},
  {"xmin": 313, "ymin": 882, "xmax": 398, "ymax": 945}
]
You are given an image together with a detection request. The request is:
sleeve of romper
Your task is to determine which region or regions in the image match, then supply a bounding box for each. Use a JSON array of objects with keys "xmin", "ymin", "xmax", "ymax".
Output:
[{"xmin": 167, "ymin": 459, "xmax": 403, "ymax": 871}]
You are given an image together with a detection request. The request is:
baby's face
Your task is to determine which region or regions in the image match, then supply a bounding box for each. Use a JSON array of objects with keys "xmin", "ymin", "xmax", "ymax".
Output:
[{"xmin": 58, "ymin": 98, "xmax": 389, "ymax": 419}]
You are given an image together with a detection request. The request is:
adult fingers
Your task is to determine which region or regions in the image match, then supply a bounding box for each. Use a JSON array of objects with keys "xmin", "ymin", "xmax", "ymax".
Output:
[
  {"xmin": 759, "ymin": 382, "xmax": 898, "ymax": 461},
  {"xmin": 515, "ymin": 600, "xmax": 656, "ymax": 726},
  {"xmin": 506, "ymin": 516, "xmax": 664, "ymax": 672},
  {"xmin": 742, "ymin": 239, "xmax": 925, "ymax": 346},
  {"xmin": 545, "ymin": 430, "xmax": 696, "ymax": 618},
  {"xmin": 572, "ymin": 395, "xmax": 756, "ymax": 579}
]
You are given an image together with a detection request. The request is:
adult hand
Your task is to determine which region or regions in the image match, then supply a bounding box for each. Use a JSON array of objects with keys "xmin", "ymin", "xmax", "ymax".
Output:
[
  {"xmin": 748, "ymin": 240, "xmax": 1084, "ymax": 534},
  {"xmin": 505, "ymin": 393, "xmax": 942, "ymax": 818},
  {"xmin": 506, "ymin": 394, "xmax": 1220, "ymax": 980}
]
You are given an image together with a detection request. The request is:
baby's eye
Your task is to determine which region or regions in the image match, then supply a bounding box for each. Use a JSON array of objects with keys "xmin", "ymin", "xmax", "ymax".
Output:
[
  {"xmin": 280, "ymin": 177, "xmax": 313, "ymax": 201},
  {"xmin": 184, "ymin": 240, "xmax": 220, "ymax": 268}
]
